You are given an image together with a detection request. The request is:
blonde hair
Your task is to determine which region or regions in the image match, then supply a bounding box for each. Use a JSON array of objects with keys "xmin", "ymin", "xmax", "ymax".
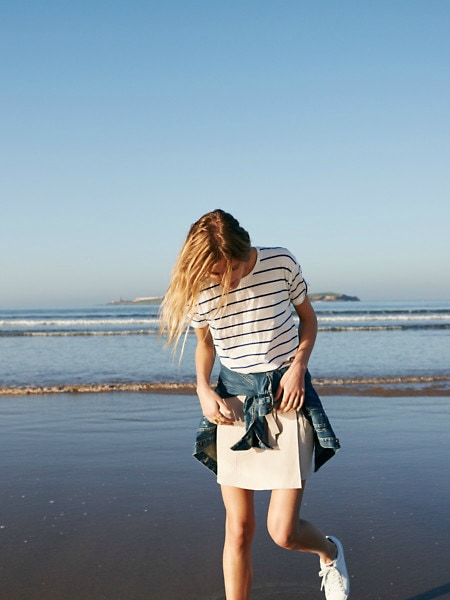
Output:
[{"xmin": 159, "ymin": 209, "xmax": 251, "ymax": 351}]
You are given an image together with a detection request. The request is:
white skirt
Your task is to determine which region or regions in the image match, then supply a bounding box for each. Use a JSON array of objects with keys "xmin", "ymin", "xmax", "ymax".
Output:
[{"xmin": 216, "ymin": 395, "xmax": 314, "ymax": 490}]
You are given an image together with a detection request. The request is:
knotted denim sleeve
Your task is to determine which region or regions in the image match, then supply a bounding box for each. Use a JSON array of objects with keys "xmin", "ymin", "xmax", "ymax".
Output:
[{"xmin": 215, "ymin": 367, "xmax": 285, "ymax": 452}]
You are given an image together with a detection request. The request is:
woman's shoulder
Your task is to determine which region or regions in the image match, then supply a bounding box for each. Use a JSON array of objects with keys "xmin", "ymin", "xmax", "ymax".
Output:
[{"xmin": 257, "ymin": 246, "xmax": 298, "ymax": 264}]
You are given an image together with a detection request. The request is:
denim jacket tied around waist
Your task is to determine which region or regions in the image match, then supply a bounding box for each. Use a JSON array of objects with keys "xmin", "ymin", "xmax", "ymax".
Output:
[{"xmin": 193, "ymin": 365, "xmax": 340, "ymax": 475}]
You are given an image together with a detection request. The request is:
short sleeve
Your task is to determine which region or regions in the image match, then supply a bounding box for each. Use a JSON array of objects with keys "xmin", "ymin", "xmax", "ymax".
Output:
[
  {"xmin": 288, "ymin": 255, "xmax": 308, "ymax": 306},
  {"xmin": 190, "ymin": 314, "xmax": 207, "ymax": 329},
  {"xmin": 189, "ymin": 302, "xmax": 207, "ymax": 329}
]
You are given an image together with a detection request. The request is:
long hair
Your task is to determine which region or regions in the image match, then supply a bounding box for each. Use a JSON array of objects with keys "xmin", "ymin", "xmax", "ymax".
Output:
[{"xmin": 159, "ymin": 209, "xmax": 252, "ymax": 351}]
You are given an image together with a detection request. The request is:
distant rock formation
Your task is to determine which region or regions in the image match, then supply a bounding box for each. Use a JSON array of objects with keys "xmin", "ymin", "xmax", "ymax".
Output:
[
  {"xmin": 108, "ymin": 292, "xmax": 359, "ymax": 305},
  {"xmin": 309, "ymin": 292, "xmax": 360, "ymax": 302}
]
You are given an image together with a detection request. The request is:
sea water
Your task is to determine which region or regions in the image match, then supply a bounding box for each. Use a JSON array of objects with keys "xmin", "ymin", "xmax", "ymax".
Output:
[{"xmin": 0, "ymin": 300, "xmax": 449, "ymax": 394}]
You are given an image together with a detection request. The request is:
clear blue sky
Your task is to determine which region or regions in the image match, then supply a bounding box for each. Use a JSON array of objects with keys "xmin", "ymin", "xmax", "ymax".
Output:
[{"xmin": 1, "ymin": 1, "xmax": 449, "ymax": 308}]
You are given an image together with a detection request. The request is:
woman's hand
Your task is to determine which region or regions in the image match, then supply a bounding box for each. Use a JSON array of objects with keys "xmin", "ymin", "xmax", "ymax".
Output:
[
  {"xmin": 275, "ymin": 296, "xmax": 317, "ymax": 413},
  {"xmin": 194, "ymin": 325, "xmax": 234, "ymax": 425},
  {"xmin": 197, "ymin": 384, "xmax": 234, "ymax": 425},
  {"xmin": 275, "ymin": 360, "xmax": 307, "ymax": 413}
]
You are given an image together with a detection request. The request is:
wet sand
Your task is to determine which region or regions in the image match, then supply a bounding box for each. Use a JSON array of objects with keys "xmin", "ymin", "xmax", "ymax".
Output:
[{"xmin": 0, "ymin": 393, "xmax": 448, "ymax": 600}]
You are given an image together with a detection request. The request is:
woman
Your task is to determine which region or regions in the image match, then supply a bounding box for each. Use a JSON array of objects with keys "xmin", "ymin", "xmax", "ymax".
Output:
[{"xmin": 160, "ymin": 209, "xmax": 349, "ymax": 600}]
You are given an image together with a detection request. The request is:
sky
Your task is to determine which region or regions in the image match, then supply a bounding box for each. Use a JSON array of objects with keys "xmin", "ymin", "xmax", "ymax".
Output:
[{"xmin": 1, "ymin": 0, "xmax": 449, "ymax": 308}]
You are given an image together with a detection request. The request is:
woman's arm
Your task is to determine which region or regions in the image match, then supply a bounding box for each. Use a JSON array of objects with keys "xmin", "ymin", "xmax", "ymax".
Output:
[
  {"xmin": 275, "ymin": 295, "xmax": 318, "ymax": 412},
  {"xmin": 194, "ymin": 326, "xmax": 234, "ymax": 424}
]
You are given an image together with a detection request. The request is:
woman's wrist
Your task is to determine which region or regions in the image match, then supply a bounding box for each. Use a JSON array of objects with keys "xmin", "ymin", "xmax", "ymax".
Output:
[
  {"xmin": 289, "ymin": 354, "xmax": 308, "ymax": 370},
  {"xmin": 196, "ymin": 380, "xmax": 212, "ymax": 393}
]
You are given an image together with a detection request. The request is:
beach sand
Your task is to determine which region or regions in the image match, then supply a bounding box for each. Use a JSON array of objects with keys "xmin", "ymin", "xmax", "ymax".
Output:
[{"xmin": 0, "ymin": 392, "xmax": 448, "ymax": 600}]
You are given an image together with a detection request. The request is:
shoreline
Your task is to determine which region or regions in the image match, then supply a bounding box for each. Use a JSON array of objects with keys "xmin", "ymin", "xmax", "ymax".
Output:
[{"xmin": 1, "ymin": 375, "xmax": 450, "ymax": 397}]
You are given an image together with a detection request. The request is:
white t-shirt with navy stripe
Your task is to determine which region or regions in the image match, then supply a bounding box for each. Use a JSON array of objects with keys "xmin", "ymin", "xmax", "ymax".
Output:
[{"xmin": 190, "ymin": 247, "xmax": 308, "ymax": 373}]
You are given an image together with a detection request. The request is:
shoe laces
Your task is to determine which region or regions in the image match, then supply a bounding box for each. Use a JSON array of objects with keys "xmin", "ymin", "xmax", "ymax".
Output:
[{"xmin": 319, "ymin": 561, "xmax": 345, "ymax": 593}]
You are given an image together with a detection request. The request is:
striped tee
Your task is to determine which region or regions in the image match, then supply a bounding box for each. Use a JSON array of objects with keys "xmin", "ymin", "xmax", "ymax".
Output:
[{"xmin": 190, "ymin": 247, "xmax": 308, "ymax": 373}]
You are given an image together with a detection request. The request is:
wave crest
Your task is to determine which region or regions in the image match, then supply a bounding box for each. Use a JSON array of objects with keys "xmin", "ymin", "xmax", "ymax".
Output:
[{"xmin": 2, "ymin": 375, "xmax": 449, "ymax": 397}]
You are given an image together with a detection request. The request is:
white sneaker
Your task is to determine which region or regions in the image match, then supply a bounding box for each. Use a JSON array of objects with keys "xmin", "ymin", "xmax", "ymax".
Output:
[{"xmin": 318, "ymin": 536, "xmax": 350, "ymax": 600}]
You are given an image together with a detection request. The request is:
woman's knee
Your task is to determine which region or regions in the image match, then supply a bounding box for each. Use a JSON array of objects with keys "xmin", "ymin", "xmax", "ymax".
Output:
[
  {"xmin": 225, "ymin": 517, "xmax": 255, "ymax": 550},
  {"xmin": 267, "ymin": 488, "xmax": 304, "ymax": 550},
  {"xmin": 221, "ymin": 486, "xmax": 255, "ymax": 551},
  {"xmin": 267, "ymin": 512, "xmax": 301, "ymax": 550},
  {"xmin": 268, "ymin": 523, "xmax": 298, "ymax": 550}
]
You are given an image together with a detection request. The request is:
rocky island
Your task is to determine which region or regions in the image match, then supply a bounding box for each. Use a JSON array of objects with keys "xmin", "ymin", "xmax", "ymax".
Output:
[{"xmin": 308, "ymin": 292, "xmax": 360, "ymax": 302}]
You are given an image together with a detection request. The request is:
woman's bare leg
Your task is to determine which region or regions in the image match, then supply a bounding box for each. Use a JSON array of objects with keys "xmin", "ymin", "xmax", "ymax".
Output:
[
  {"xmin": 220, "ymin": 485, "xmax": 255, "ymax": 600},
  {"xmin": 266, "ymin": 484, "xmax": 337, "ymax": 563}
]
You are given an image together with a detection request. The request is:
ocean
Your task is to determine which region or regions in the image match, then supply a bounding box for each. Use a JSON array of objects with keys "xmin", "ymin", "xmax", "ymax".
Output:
[{"xmin": 1, "ymin": 300, "xmax": 449, "ymax": 395}]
